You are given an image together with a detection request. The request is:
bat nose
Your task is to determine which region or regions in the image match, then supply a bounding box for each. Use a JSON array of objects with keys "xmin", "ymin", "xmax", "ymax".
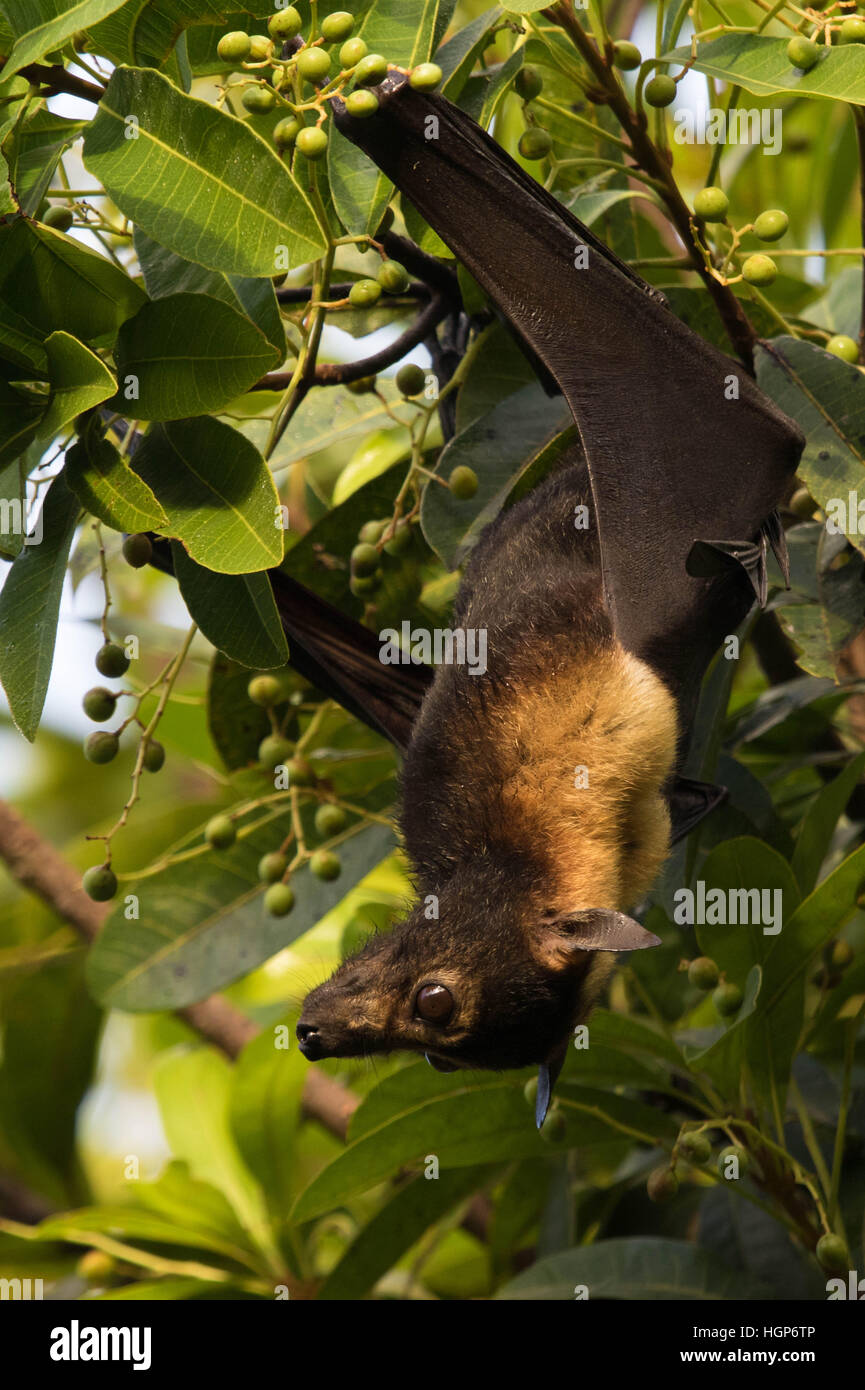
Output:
[{"xmin": 296, "ymin": 1020, "xmax": 324, "ymax": 1060}]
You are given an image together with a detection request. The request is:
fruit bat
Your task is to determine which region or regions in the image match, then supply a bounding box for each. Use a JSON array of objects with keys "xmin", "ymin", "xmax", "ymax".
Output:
[{"xmin": 275, "ymin": 75, "xmax": 804, "ymax": 1123}]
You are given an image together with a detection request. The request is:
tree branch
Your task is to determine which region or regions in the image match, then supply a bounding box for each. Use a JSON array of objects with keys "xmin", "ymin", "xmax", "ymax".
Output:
[{"xmin": 12, "ymin": 62, "xmax": 105, "ymax": 103}]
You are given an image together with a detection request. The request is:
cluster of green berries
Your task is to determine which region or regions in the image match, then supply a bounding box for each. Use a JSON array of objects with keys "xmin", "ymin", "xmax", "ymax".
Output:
[
  {"xmin": 691, "ymin": 188, "xmax": 790, "ymax": 288},
  {"xmin": 347, "ymin": 256, "xmax": 412, "ymax": 309},
  {"xmin": 687, "ymin": 956, "xmax": 743, "ymax": 1017},
  {"xmin": 514, "ymin": 66, "xmax": 553, "ymax": 162},
  {"xmin": 647, "ymin": 1133, "xmax": 752, "ymax": 1202},
  {"xmin": 786, "ymin": 13, "xmax": 865, "ymax": 70},
  {"xmin": 348, "ymin": 507, "xmax": 413, "ymax": 598}
]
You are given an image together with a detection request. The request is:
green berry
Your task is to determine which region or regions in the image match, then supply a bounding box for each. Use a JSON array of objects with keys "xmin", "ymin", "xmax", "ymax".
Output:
[
  {"xmin": 350, "ymin": 574, "xmax": 378, "ymax": 596},
  {"xmin": 258, "ymin": 734, "xmax": 294, "ymax": 769},
  {"xmin": 753, "ymin": 208, "xmax": 789, "ymax": 242},
  {"xmin": 217, "ymin": 30, "xmax": 251, "ymax": 63},
  {"xmin": 351, "ymin": 542, "xmax": 380, "ymax": 577},
  {"xmin": 285, "ymin": 755, "xmax": 315, "ymax": 786},
  {"xmin": 265, "ymin": 881, "xmax": 296, "ymax": 916},
  {"xmin": 43, "ymin": 205, "xmax": 73, "ymax": 231},
  {"xmin": 409, "ymin": 62, "xmax": 443, "ymax": 91},
  {"xmin": 540, "ymin": 1105, "xmax": 567, "ymax": 1143},
  {"xmin": 449, "ymin": 465, "xmax": 479, "ymax": 500},
  {"xmin": 242, "ymin": 84, "xmax": 276, "ymax": 113},
  {"xmin": 83, "ymin": 687, "xmax": 117, "ymax": 723},
  {"xmin": 82, "ymin": 865, "xmax": 118, "ymax": 902},
  {"xmin": 141, "ymin": 739, "xmax": 165, "ymax": 773},
  {"xmin": 347, "ymin": 374, "xmax": 378, "ymax": 394},
  {"xmin": 315, "ymin": 803, "xmax": 347, "ymax": 837},
  {"xmin": 85, "ymin": 731, "xmax": 119, "ymax": 764},
  {"xmin": 523, "ymin": 1075, "xmax": 539, "ymax": 1108},
  {"xmin": 789, "ymin": 485, "xmax": 818, "ymax": 519},
  {"xmin": 742, "ymin": 253, "xmax": 777, "ymax": 287},
  {"xmin": 339, "ymin": 37, "xmax": 368, "ymax": 68},
  {"xmin": 258, "ymin": 851, "xmax": 288, "ymax": 883},
  {"xmin": 828, "ymin": 938, "xmax": 854, "ymax": 969},
  {"xmin": 321, "ymin": 11, "xmax": 355, "ymax": 43},
  {"xmin": 359, "ymin": 519, "xmax": 387, "ymax": 544},
  {"xmin": 248, "ymin": 673, "xmax": 283, "ymax": 707},
  {"xmin": 718, "ymin": 1144, "xmax": 750, "ymax": 1178},
  {"xmin": 688, "ymin": 956, "xmax": 720, "ymax": 990},
  {"xmin": 378, "ymin": 259, "xmax": 410, "ymax": 294},
  {"xmin": 248, "ymin": 35, "xmax": 272, "ymax": 61},
  {"xmin": 344, "ymin": 89, "xmax": 379, "ymax": 118},
  {"xmin": 354, "ymin": 53, "xmax": 388, "ymax": 86},
  {"xmin": 383, "ymin": 523, "xmax": 411, "ymax": 556},
  {"xmin": 787, "ymin": 35, "xmax": 819, "ymax": 70},
  {"xmin": 713, "ymin": 981, "xmax": 743, "ymax": 1016},
  {"xmin": 647, "ymin": 1166, "xmax": 679, "ymax": 1202},
  {"xmin": 518, "ymin": 127, "xmax": 552, "ymax": 160},
  {"xmin": 678, "ymin": 1131, "xmax": 712, "ymax": 1164},
  {"xmin": 267, "ymin": 7, "xmax": 302, "ymax": 40},
  {"xmin": 122, "ymin": 532, "xmax": 152, "ymax": 568},
  {"xmin": 612, "ymin": 41, "xmax": 642, "ymax": 71},
  {"xmin": 840, "ymin": 17, "xmax": 865, "ymax": 43},
  {"xmin": 296, "ymin": 125, "xmax": 328, "ymax": 159},
  {"xmin": 297, "ymin": 46, "xmax": 331, "ymax": 84},
  {"xmin": 273, "ymin": 116, "xmax": 302, "ymax": 147},
  {"xmin": 693, "ymin": 186, "xmax": 728, "ymax": 222},
  {"xmin": 645, "ymin": 74, "xmax": 677, "ymax": 107},
  {"xmin": 816, "ymin": 1233, "xmax": 850, "ymax": 1272},
  {"xmin": 826, "ymin": 333, "xmax": 859, "ymax": 363},
  {"xmin": 310, "ymin": 849, "xmax": 341, "ymax": 881},
  {"xmin": 396, "ymin": 362, "xmax": 426, "ymax": 396},
  {"xmin": 515, "ymin": 65, "xmax": 544, "ymax": 100},
  {"xmin": 348, "ymin": 277, "xmax": 382, "ymax": 307},
  {"xmin": 205, "ymin": 815, "xmax": 236, "ymax": 850},
  {"xmin": 95, "ymin": 642, "xmax": 129, "ymax": 677},
  {"xmin": 76, "ymin": 1250, "xmax": 117, "ymax": 1283}
]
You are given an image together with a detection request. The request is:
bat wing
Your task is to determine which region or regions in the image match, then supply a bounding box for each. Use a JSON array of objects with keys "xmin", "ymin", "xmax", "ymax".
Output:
[{"xmin": 333, "ymin": 77, "xmax": 803, "ymax": 758}]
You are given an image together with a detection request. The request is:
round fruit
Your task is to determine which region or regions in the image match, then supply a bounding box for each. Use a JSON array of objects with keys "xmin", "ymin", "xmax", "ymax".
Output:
[
  {"xmin": 826, "ymin": 333, "xmax": 859, "ymax": 363},
  {"xmin": 340, "ymin": 37, "xmax": 368, "ymax": 67},
  {"xmin": 258, "ymin": 851, "xmax": 288, "ymax": 883},
  {"xmin": 95, "ymin": 642, "xmax": 129, "ymax": 677},
  {"xmin": 297, "ymin": 46, "xmax": 331, "ymax": 83},
  {"xmin": 296, "ymin": 125, "xmax": 328, "ymax": 159},
  {"xmin": 265, "ymin": 882, "xmax": 295, "ymax": 916},
  {"xmin": 713, "ymin": 981, "xmax": 743, "ymax": 1016},
  {"xmin": 322, "ymin": 10, "xmax": 354, "ymax": 43},
  {"xmin": 349, "ymin": 278, "xmax": 382, "ymax": 308},
  {"xmin": 205, "ymin": 815, "xmax": 236, "ymax": 849},
  {"xmin": 789, "ymin": 485, "xmax": 818, "ymax": 518},
  {"xmin": 612, "ymin": 41, "xmax": 642, "ymax": 71},
  {"xmin": 83, "ymin": 687, "xmax": 117, "ymax": 723},
  {"xmin": 76, "ymin": 1250, "xmax": 117, "ymax": 1283},
  {"xmin": 248, "ymin": 35, "xmax": 272, "ymax": 61},
  {"xmin": 83, "ymin": 865, "xmax": 118, "ymax": 901},
  {"xmin": 285, "ymin": 755, "xmax": 315, "ymax": 786},
  {"xmin": 645, "ymin": 74, "xmax": 677, "ymax": 107},
  {"xmin": 354, "ymin": 53, "xmax": 388, "ymax": 85},
  {"xmin": 449, "ymin": 465, "xmax": 479, "ymax": 500},
  {"xmin": 409, "ymin": 62, "xmax": 443, "ymax": 91},
  {"xmin": 345, "ymin": 89, "xmax": 379, "ymax": 117},
  {"xmin": 350, "ymin": 574, "xmax": 378, "ymax": 596},
  {"xmin": 688, "ymin": 955, "xmax": 720, "ymax": 990},
  {"xmin": 741, "ymin": 253, "xmax": 777, "ymax": 287},
  {"xmin": 359, "ymin": 519, "xmax": 387, "ymax": 544},
  {"xmin": 647, "ymin": 1166, "xmax": 679, "ymax": 1202},
  {"xmin": 315, "ymin": 803, "xmax": 347, "ymax": 837},
  {"xmin": 122, "ymin": 532, "xmax": 152, "ymax": 568},
  {"xmin": 754, "ymin": 208, "xmax": 789, "ymax": 242},
  {"xmin": 273, "ymin": 116, "xmax": 302, "ymax": 147},
  {"xmin": 351, "ymin": 542, "xmax": 380, "ymax": 577},
  {"xmin": 827, "ymin": 938, "xmax": 854, "ymax": 969},
  {"xmin": 839, "ymin": 17, "xmax": 865, "ymax": 43},
  {"xmin": 523, "ymin": 1075, "xmax": 539, "ymax": 1107},
  {"xmin": 310, "ymin": 849, "xmax": 341, "ymax": 881},
  {"xmin": 347, "ymin": 374, "xmax": 378, "ymax": 394},
  {"xmin": 378, "ymin": 259, "xmax": 410, "ymax": 294},
  {"xmin": 718, "ymin": 1144, "xmax": 750, "ymax": 1177},
  {"xmin": 242, "ymin": 84, "xmax": 276, "ymax": 112},
  {"xmin": 515, "ymin": 65, "xmax": 544, "ymax": 100},
  {"xmin": 518, "ymin": 127, "xmax": 552, "ymax": 160},
  {"xmin": 816, "ymin": 1233, "xmax": 850, "ymax": 1272},
  {"xmin": 787, "ymin": 35, "xmax": 819, "ymax": 70},
  {"xmin": 383, "ymin": 524, "xmax": 411, "ymax": 556},
  {"xmin": 540, "ymin": 1106, "xmax": 567, "ymax": 1143},
  {"xmin": 84, "ymin": 731, "xmax": 119, "ymax": 764},
  {"xmin": 217, "ymin": 30, "xmax": 251, "ymax": 63},
  {"xmin": 396, "ymin": 362, "xmax": 426, "ymax": 396},
  {"xmin": 267, "ymin": 8, "xmax": 301, "ymax": 41},
  {"xmin": 259, "ymin": 734, "xmax": 294, "ymax": 768},
  {"xmin": 693, "ymin": 185, "xmax": 728, "ymax": 222},
  {"xmin": 678, "ymin": 1131, "xmax": 712, "ymax": 1164},
  {"xmin": 248, "ymin": 673, "xmax": 283, "ymax": 707},
  {"xmin": 142, "ymin": 739, "xmax": 165, "ymax": 773},
  {"xmin": 43, "ymin": 205, "xmax": 73, "ymax": 231}
]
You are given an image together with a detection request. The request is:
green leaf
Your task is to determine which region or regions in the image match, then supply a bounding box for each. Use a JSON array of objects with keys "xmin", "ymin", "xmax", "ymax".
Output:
[
  {"xmin": 37, "ymin": 331, "xmax": 116, "ymax": 441},
  {"xmin": 666, "ymin": 34, "xmax": 865, "ymax": 105},
  {"xmin": 792, "ymin": 751, "xmax": 865, "ymax": 895},
  {"xmin": 0, "ymin": 356, "xmax": 45, "ymax": 471},
  {"xmin": 501, "ymin": 0, "xmax": 551, "ymax": 12},
  {"xmin": 1, "ymin": 106, "xmax": 87, "ymax": 217},
  {"xmin": 206, "ymin": 651, "xmax": 290, "ymax": 772},
  {"xmin": 438, "ymin": 7, "xmax": 503, "ymax": 101},
  {"xmin": 495, "ymin": 1237, "xmax": 773, "ymax": 1299},
  {"xmin": 171, "ymin": 540, "xmax": 289, "ymax": 669},
  {"xmin": 65, "ymin": 431, "xmax": 169, "ymax": 534},
  {"xmin": 1, "ymin": 0, "xmax": 131, "ymax": 76},
  {"xmin": 228, "ymin": 1022, "xmax": 308, "ymax": 1230},
  {"xmin": 113, "ymin": 292, "xmax": 279, "ymax": 421},
  {"xmin": 130, "ymin": 417, "xmax": 283, "ymax": 573},
  {"xmin": 264, "ymin": 378, "xmax": 416, "ymax": 469},
  {"xmin": 83, "ymin": 66, "xmax": 326, "ymax": 277},
  {"xmin": 0, "ymin": 470, "xmax": 80, "ymax": 740},
  {"xmin": 134, "ymin": 1160, "xmax": 264, "ymax": 1266},
  {"xmin": 0, "ymin": 453, "xmax": 26, "ymax": 558}
]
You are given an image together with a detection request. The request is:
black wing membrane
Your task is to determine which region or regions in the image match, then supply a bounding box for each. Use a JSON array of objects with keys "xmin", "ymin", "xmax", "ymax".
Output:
[{"xmin": 333, "ymin": 75, "xmax": 804, "ymax": 754}]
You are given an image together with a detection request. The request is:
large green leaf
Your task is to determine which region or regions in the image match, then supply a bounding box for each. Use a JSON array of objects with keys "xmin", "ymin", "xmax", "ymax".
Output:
[
  {"xmin": 791, "ymin": 751, "xmax": 865, "ymax": 895},
  {"xmin": 0, "ymin": 452, "xmax": 26, "ymax": 558},
  {"xmin": 37, "ymin": 331, "xmax": 116, "ymax": 441},
  {"xmin": 665, "ymin": 34, "xmax": 865, "ymax": 105},
  {"xmin": 438, "ymin": 7, "xmax": 502, "ymax": 102},
  {"xmin": 495, "ymin": 1237, "xmax": 773, "ymax": 1300},
  {"xmin": 0, "ymin": 470, "xmax": 80, "ymax": 740},
  {"xmin": 1, "ymin": 0, "xmax": 131, "ymax": 75},
  {"xmin": 130, "ymin": 417, "xmax": 283, "ymax": 573},
  {"xmin": 0, "ymin": 357, "xmax": 45, "ymax": 471},
  {"xmin": 171, "ymin": 540, "xmax": 289, "ymax": 669},
  {"xmin": 83, "ymin": 66, "xmax": 326, "ymax": 276},
  {"xmin": 1, "ymin": 107, "xmax": 86, "ymax": 217},
  {"xmin": 228, "ymin": 1022, "xmax": 308, "ymax": 1231},
  {"xmin": 65, "ymin": 430, "xmax": 169, "ymax": 534}
]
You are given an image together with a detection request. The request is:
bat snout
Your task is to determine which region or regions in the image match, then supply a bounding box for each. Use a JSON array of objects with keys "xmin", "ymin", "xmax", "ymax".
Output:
[{"xmin": 296, "ymin": 1019, "xmax": 326, "ymax": 1061}]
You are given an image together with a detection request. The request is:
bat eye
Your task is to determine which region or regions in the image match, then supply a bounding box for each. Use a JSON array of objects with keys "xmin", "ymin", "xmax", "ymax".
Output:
[{"xmin": 415, "ymin": 983, "xmax": 454, "ymax": 1024}]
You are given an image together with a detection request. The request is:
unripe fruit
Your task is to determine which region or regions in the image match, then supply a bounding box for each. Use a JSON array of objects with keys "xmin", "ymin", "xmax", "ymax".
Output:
[
  {"xmin": 315, "ymin": 803, "xmax": 347, "ymax": 837},
  {"xmin": 518, "ymin": 127, "xmax": 552, "ymax": 160},
  {"xmin": 688, "ymin": 955, "xmax": 720, "ymax": 990},
  {"xmin": 96, "ymin": 642, "xmax": 129, "ymax": 677},
  {"xmin": 612, "ymin": 41, "xmax": 642, "ymax": 71},
  {"xmin": 242, "ymin": 85, "xmax": 276, "ymax": 113},
  {"xmin": 217, "ymin": 30, "xmax": 251, "ymax": 63},
  {"xmin": 679, "ymin": 1131, "xmax": 712, "ymax": 1164},
  {"xmin": 645, "ymin": 74, "xmax": 676, "ymax": 107},
  {"xmin": 351, "ymin": 574, "xmax": 378, "ymax": 596},
  {"xmin": 523, "ymin": 1075, "xmax": 539, "ymax": 1107},
  {"xmin": 297, "ymin": 46, "xmax": 331, "ymax": 83},
  {"xmin": 85, "ymin": 731, "xmax": 119, "ymax": 764},
  {"xmin": 310, "ymin": 849, "xmax": 341, "ymax": 881},
  {"xmin": 83, "ymin": 865, "xmax": 118, "ymax": 901},
  {"xmin": 540, "ymin": 1105, "xmax": 567, "ymax": 1143},
  {"xmin": 449, "ymin": 465, "xmax": 479, "ymax": 500},
  {"xmin": 322, "ymin": 11, "xmax": 354, "ymax": 43},
  {"xmin": 826, "ymin": 333, "xmax": 859, "ymax": 363},
  {"xmin": 351, "ymin": 541, "xmax": 380, "ymax": 577},
  {"xmin": 122, "ymin": 532, "xmax": 153, "ymax": 568},
  {"xmin": 273, "ymin": 116, "xmax": 302, "ymax": 147},
  {"xmin": 742, "ymin": 253, "xmax": 777, "ymax": 286},
  {"xmin": 378, "ymin": 259, "xmax": 411, "ymax": 294},
  {"xmin": 515, "ymin": 65, "xmax": 544, "ymax": 100},
  {"xmin": 827, "ymin": 938, "xmax": 854, "ymax": 970},
  {"xmin": 347, "ymin": 374, "xmax": 378, "ymax": 394},
  {"xmin": 396, "ymin": 362, "xmax": 426, "ymax": 396},
  {"xmin": 265, "ymin": 881, "xmax": 296, "ymax": 916},
  {"xmin": 789, "ymin": 485, "xmax": 818, "ymax": 518},
  {"xmin": 359, "ymin": 519, "xmax": 387, "ymax": 544},
  {"xmin": 344, "ymin": 89, "xmax": 379, "ymax": 118},
  {"xmin": 340, "ymin": 37, "xmax": 368, "ymax": 67},
  {"xmin": 83, "ymin": 687, "xmax": 117, "ymax": 723},
  {"xmin": 248, "ymin": 673, "xmax": 283, "ymax": 707},
  {"xmin": 839, "ymin": 17, "xmax": 865, "ymax": 43},
  {"xmin": 43, "ymin": 205, "xmax": 73, "ymax": 231},
  {"xmin": 258, "ymin": 851, "xmax": 288, "ymax": 883},
  {"xmin": 205, "ymin": 815, "xmax": 236, "ymax": 850},
  {"xmin": 349, "ymin": 278, "xmax": 382, "ymax": 308},
  {"xmin": 267, "ymin": 8, "xmax": 301, "ymax": 40},
  {"xmin": 647, "ymin": 1166, "xmax": 679, "ymax": 1202},
  {"xmin": 296, "ymin": 126, "xmax": 328, "ymax": 160},
  {"xmin": 142, "ymin": 739, "xmax": 165, "ymax": 773},
  {"xmin": 409, "ymin": 62, "xmax": 443, "ymax": 91},
  {"xmin": 713, "ymin": 981, "xmax": 743, "ymax": 1016},
  {"xmin": 259, "ymin": 734, "xmax": 294, "ymax": 769},
  {"xmin": 248, "ymin": 35, "xmax": 272, "ymax": 61},
  {"xmin": 816, "ymin": 1233, "xmax": 850, "ymax": 1272},
  {"xmin": 76, "ymin": 1250, "xmax": 117, "ymax": 1283},
  {"xmin": 718, "ymin": 1144, "xmax": 750, "ymax": 1178},
  {"xmin": 693, "ymin": 186, "xmax": 728, "ymax": 222},
  {"xmin": 754, "ymin": 208, "xmax": 789, "ymax": 242},
  {"xmin": 787, "ymin": 35, "xmax": 819, "ymax": 70},
  {"xmin": 285, "ymin": 755, "xmax": 315, "ymax": 786},
  {"xmin": 354, "ymin": 53, "xmax": 388, "ymax": 86},
  {"xmin": 383, "ymin": 523, "xmax": 411, "ymax": 556}
]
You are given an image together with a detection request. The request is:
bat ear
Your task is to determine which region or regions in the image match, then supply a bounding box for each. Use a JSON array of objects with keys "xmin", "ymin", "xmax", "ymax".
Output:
[{"xmin": 532, "ymin": 909, "xmax": 661, "ymax": 971}]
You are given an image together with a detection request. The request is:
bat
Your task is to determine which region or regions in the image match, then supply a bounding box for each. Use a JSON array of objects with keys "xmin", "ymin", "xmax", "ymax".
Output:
[{"xmin": 275, "ymin": 75, "xmax": 804, "ymax": 1123}]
